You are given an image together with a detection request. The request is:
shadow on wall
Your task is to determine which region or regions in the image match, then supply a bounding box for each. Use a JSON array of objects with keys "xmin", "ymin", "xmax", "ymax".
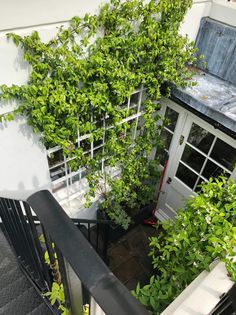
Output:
[
  {"xmin": 0, "ymin": 177, "xmax": 51, "ymax": 201},
  {"xmin": 0, "ymin": 117, "xmax": 51, "ymax": 201}
]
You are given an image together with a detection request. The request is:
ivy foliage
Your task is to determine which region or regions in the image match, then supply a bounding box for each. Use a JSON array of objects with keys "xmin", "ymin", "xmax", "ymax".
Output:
[
  {"xmin": 0, "ymin": 0, "xmax": 196, "ymax": 227},
  {"xmin": 134, "ymin": 177, "xmax": 236, "ymax": 314}
]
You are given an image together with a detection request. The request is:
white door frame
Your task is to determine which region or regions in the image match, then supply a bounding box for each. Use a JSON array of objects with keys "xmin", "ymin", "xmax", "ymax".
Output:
[{"xmin": 156, "ymin": 98, "xmax": 236, "ymax": 221}]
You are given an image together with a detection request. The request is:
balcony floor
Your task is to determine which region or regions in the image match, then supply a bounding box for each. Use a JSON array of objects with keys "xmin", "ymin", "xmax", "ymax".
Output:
[{"xmin": 108, "ymin": 224, "xmax": 159, "ymax": 290}]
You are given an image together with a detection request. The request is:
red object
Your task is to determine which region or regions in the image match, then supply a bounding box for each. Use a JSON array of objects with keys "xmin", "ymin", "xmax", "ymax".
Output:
[
  {"xmin": 143, "ymin": 216, "xmax": 158, "ymax": 226},
  {"xmin": 143, "ymin": 155, "xmax": 169, "ymax": 227}
]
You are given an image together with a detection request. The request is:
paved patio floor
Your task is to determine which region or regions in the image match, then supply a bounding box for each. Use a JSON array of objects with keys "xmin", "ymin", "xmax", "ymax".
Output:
[{"xmin": 107, "ymin": 224, "xmax": 160, "ymax": 290}]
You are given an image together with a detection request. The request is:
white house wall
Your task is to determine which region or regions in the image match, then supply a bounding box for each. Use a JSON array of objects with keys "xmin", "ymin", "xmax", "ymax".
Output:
[
  {"xmin": 180, "ymin": 0, "xmax": 212, "ymax": 41},
  {"xmin": 210, "ymin": 0, "xmax": 236, "ymax": 27},
  {"xmin": 0, "ymin": 117, "xmax": 51, "ymax": 201}
]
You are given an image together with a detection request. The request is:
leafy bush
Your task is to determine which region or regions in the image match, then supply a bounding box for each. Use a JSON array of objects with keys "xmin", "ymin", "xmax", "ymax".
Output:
[{"xmin": 134, "ymin": 177, "xmax": 236, "ymax": 314}]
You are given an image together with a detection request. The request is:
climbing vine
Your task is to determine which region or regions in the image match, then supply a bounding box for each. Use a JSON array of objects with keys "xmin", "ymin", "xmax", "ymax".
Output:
[{"xmin": 0, "ymin": 0, "xmax": 196, "ymax": 227}]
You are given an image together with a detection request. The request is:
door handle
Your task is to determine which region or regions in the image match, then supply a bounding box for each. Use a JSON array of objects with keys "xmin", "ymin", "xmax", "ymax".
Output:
[{"xmin": 167, "ymin": 177, "xmax": 172, "ymax": 184}]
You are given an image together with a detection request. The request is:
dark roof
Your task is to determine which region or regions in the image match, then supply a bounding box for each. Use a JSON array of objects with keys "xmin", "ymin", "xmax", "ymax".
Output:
[
  {"xmin": 172, "ymin": 72, "xmax": 236, "ymax": 134},
  {"xmin": 172, "ymin": 18, "xmax": 236, "ymax": 135}
]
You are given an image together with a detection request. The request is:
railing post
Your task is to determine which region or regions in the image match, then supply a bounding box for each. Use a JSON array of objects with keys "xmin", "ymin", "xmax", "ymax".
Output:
[
  {"xmin": 63, "ymin": 259, "xmax": 84, "ymax": 315},
  {"xmin": 90, "ymin": 297, "xmax": 106, "ymax": 315}
]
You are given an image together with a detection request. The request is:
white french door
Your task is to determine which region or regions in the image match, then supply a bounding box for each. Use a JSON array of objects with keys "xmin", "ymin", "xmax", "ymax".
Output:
[{"xmin": 156, "ymin": 99, "xmax": 236, "ymax": 221}]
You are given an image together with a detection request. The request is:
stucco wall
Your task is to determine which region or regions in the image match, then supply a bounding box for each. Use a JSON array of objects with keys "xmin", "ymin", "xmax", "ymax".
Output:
[{"xmin": 0, "ymin": 118, "xmax": 51, "ymax": 200}]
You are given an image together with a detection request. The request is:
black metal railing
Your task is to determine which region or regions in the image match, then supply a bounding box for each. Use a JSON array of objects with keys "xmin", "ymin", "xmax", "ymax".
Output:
[
  {"xmin": 30, "ymin": 215, "xmax": 110, "ymax": 263},
  {"xmin": 0, "ymin": 190, "xmax": 149, "ymax": 315},
  {"xmin": 210, "ymin": 283, "xmax": 236, "ymax": 315}
]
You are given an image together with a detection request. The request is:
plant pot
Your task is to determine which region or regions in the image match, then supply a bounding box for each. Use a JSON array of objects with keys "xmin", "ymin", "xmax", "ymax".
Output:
[{"xmin": 97, "ymin": 203, "xmax": 155, "ymax": 242}]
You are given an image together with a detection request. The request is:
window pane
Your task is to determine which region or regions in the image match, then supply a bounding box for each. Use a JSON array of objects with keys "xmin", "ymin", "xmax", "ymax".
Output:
[
  {"xmin": 50, "ymin": 165, "xmax": 65, "ymax": 181},
  {"xmin": 161, "ymin": 129, "xmax": 173, "ymax": 150},
  {"xmin": 210, "ymin": 139, "xmax": 236, "ymax": 172},
  {"xmin": 94, "ymin": 138, "xmax": 103, "ymax": 148},
  {"xmin": 165, "ymin": 107, "xmax": 179, "ymax": 132},
  {"xmin": 130, "ymin": 92, "xmax": 140, "ymax": 108},
  {"xmin": 159, "ymin": 150, "xmax": 168, "ymax": 167},
  {"xmin": 202, "ymin": 160, "xmax": 230, "ymax": 179},
  {"xmin": 72, "ymin": 171, "xmax": 87, "ymax": 184},
  {"xmin": 181, "ymin": 144, "xmax": 205, "ymax": 173},
  {"xmin": 80, "ymin": 139, "xmax": 91, "ymax": 152},
  {"xmin": 48, "ymin": 150, "xmax": 64, "ymax": 168},
  {"xmin": 187, "ymin": 123, "xmax": 214, "ymax": 154},
  {"xmin": 194, "ymin": 177, "xmax": 207, "ymax": 193},
  {"xmin": 176, "ymin": 163, "xmax": 198, "ymax": 189}
]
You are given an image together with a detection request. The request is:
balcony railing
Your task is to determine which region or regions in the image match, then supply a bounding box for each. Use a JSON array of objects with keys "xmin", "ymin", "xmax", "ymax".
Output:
[{"xmin": 0, "ymin": 190, "xmax": 149, "ymax": 315}]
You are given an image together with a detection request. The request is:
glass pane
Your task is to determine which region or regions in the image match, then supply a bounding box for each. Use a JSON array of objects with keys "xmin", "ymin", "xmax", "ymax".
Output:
[
  {"xmin": 161, "ymin": 129, "xmax": 173, "ymax": 151},
  {"xmin": 210, "ymin": 139, "xmax": 236, "ymax": 172},
  {"xmin": 80, "ymin": 139, "xmax": 91, "ymax": 152},
  {"xmin": 72, "ymin": 170, "xmax": 87, "ymax": 184},
  {"xmin": 48, "ymin": 150, "xmax": 64, "ymax": 168},
  {"xmin": 50, "ymin": 165, "xmax": 65, "ymax": 181},
  {"xmin": 176, "ymin": 163, "xmax": 198, "ymax": 189},
  {"xmin": 120, "ymin": 98, "xmax": 128, "ymax": 108},
  {"xmin": 194, "ymin": 177, "xmax": 207, "ymax": 193},
  {"xmin": 187, "ymin": 123, "xmax": 214, "ymax": 154},
  {"xmin": 130, "ymin": 92, "xmax": 140, "ymax": 108},
  {"xmin": 159, "ymin": 150, "xmax": 168, "ymax": 167},
  {"xmin": 94, "ymin": 138, "xmax": 103, "ymax": 148},
  {"xmin": 202, "ymin": 160, "xmax": 230, "ymax": 179},
  {"xmin": 165, "ymin": 107, "xmax": 179, "ymax": 132},
  {"xmin": 181, "ymin": 144, "xmax": 205, "ymax": 173}
]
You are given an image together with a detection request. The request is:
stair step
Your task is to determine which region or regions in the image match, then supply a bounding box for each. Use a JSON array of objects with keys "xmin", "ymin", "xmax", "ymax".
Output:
[
  {"xmin": 0, "ymin": 256, "xmax": 16, "ymax": 273},
  {"xmin": 0, "ymin": 286, "xmax": 43, "ymax": 315},
  {"xmin": 0, "ymin": 266, "xmax": 23, "ymax": 290},
  {"xmin": 0, "ymin": 275, "xmax": 31, "ymax": 308},
  {"xmin": 28, "ymin": 302, "xmax": 54, "ymax": 315}
]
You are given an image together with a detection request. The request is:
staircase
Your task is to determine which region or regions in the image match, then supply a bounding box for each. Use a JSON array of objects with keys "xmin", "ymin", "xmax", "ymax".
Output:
[
  {"xmin": 0, "ymin": 228, "xmax": 53, "ymax": 315},
  {"xmin": 0, "ymin": 191, "xmax": 149, "ymax": 315}
]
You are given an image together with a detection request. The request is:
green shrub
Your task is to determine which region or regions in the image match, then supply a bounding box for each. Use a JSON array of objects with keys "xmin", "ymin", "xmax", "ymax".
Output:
[{"xmin": 134, "ymin": 177, "xmax": 236, "ymax": 314}]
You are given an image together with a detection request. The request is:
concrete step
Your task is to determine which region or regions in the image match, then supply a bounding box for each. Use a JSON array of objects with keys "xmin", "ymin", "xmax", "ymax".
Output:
[
  {"xmin": 0, "ymin": 275, "xmax": 31, "ymax": 308},
  {"xmin": 0, "ymin": 286, "xmax": 43, "ymax": 315},
  {"xmin": 28, "ymin": 302, "xmax": 54, "ymax": 315}
]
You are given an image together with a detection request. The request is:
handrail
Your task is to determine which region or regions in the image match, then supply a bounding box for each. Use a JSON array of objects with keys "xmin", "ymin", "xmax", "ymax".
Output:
[
  {"xmin": 30, "ymin": 215, "xmax": 111, "ymax": 225},
  {"xmin": 27, "ymin": 190, "xmax": 148, "ymax": 315}
]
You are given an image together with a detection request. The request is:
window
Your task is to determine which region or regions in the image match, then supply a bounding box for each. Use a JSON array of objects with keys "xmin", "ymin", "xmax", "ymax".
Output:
[
  {"xmin": 47, "ymin": 88, "xmax": 145, "ymax": 204},
  {"xmin": 159, "ymin": 106, "xmax": 179, "ymax": 166},
  {"xmin": 175, "ymin": 123, "xmax": 236, "ymax": 192}
]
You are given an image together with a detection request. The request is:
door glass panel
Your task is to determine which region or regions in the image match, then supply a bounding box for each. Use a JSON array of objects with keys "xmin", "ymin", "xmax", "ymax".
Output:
[
  {"xmin": 210, "ymin": 139, "xmax": 236, "ymax": 172},
  {"xmin": 159, "ymin": 107, "xmax": 179, "ymax": 166},
  {"xmin": 181, "ymin": 144, "xmax": 205, "ymax": 173},
  {"xmin": 194, "ymin": 177, "xmax": 206, "ymax": 193},
  {"xmin": 165, "ymin": 107, "xmax": 179, "ymax": 132},
  {"xmin": 176, "ymin": 163, "xmax": 198, "ymax": 189},
  {"xmin": 159, "ymin": 128, "xmax": 172, "ymax": 166},
  {"xmin": 161, "ymin": 129, "xmax": 173, "ymax": 150},
  {"xmin": 202, "ymin": 160, "xmax": 230, "ymax": 179},
  {"xmin": 187, "ymin": 123, "xmax": 214, "ymax": 154},
  {"xmin": 159, "ymin": 150, "xmax": 168, "ymax": 166}
]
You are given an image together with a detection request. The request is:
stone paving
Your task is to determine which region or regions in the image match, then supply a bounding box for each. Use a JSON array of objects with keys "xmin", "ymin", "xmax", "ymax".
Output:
[{"xmin": 107, "ymin": 224, "xmax": 159, "ymax": 290}]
